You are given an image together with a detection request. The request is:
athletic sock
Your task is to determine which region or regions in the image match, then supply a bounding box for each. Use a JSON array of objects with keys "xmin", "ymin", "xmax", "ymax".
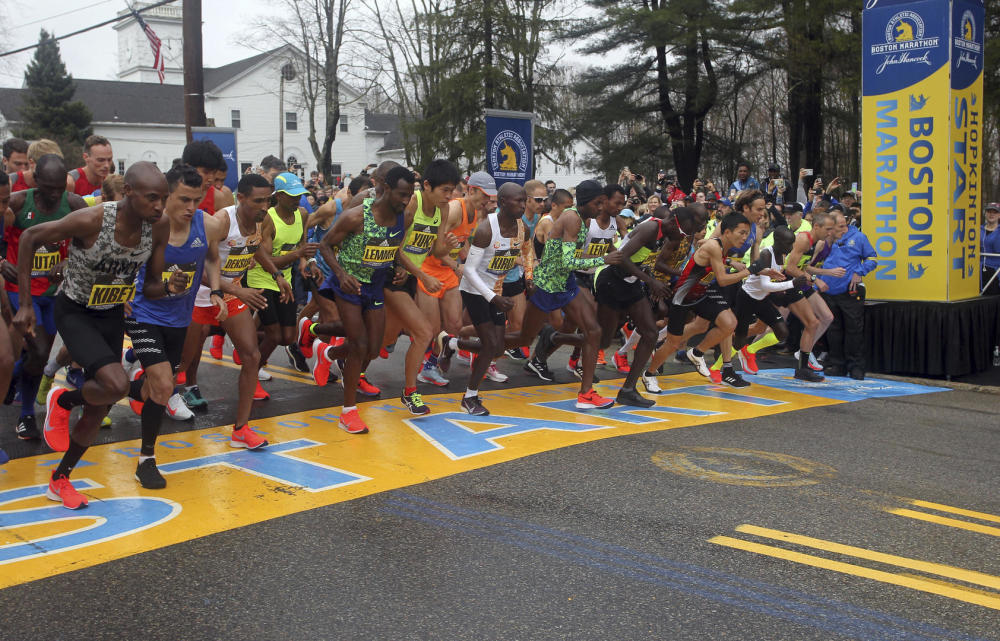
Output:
[
  {"xmin": 128, "ymin": 379, "xmax": 144, "ymax": 402},
  {"xmin": 464, "ymin": 388, "xmax": 478, "ymax": 398},
  {"xmin": 798, "ymin": 350, "xmax": 811, "ymax": 369},
  {"xmin": 54, "ymin": 438, "xmax": 88, "ymax": 478},
  {"xmin": 57, "ymin": 389, "xmax": 85, "ymax": 410},
  {"xmin": 140, "ymin": 400, "xmax": 165, "ymax": 455},
  {"xmin": 721, "ymin": 362, "xmax": 735, "ymax": 374},
  {"xmin": 692, "ymin": 348, "xmax": 704, "ymax": 358},
  {"xmin": 343, "ymin": 406, "xmax": 357, "ymax": 413},
  {"xmin": 19, "ymin": 373, "xmax": 41, "ymax": 415},
  {"xmin": 43, "ymin": 358, "xmax": 60, "ymax": 377},
  {"xmin": 711, "ymin": 347, "xmax": 738, "ymax": 371},
  {"xmin": 747, "ymin": 332, "xmax": 779, "ymax": 354},
  {"xmin": 404, "ymin": 386, "xmax": 417, "ymax": 396},
  {"xmin": 308, "ymin": 322, "xmax": 319, "ymax": 337}
]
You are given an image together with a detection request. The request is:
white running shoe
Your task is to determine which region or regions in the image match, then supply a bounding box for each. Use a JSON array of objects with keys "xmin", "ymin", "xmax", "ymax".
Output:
[
  {"xmin": 258, "ymin": 368, "xmax": 273, "ymax": 381},
  {"xmin": 485, "ymin": 362, "xmax": 508, "ymax": 383},
  {"xmin": 793, "ymin": 350, "xmax": 824, "ymax": 372},
  {"xmin": 686, "ymin": 350, "xmax": 712, "ymax": 378},
  {"xmin": 165, "ymin": 393, "xmax": 194, "ymax": 420},
  {"xmin": 417, "ymin": 366, "xmax": 450, "ymax": 387},
  {"xmin": 640, "ymin": 373, "xmax": 662, "ymax": 394}
]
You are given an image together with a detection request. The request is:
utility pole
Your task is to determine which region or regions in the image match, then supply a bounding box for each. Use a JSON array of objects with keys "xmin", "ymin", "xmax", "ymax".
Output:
[{"xmin": 183, "ymin": 0, "xmax": 206, "ymax": 142}]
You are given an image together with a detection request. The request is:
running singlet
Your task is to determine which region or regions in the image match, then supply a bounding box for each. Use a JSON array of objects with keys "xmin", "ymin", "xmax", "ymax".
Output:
[
  {"xmin": 533, "ymin": 211, "xmax": 604, "ymax": 294},
  {"xmin": 68, "ymin": 168, "xmax": 99, "ymax": 197},
  {"xmin": 574, "ymin": 217, "xmax": 617, "ymax": 274},
  {"xmin": 195, "ymin": 205, "xmax": 261, "ymax": 306},
  {"xmin": 198, "ymin": 186, "xmax": 217, "ymax": 215},
  {"xmin": 533, "ymin": 213, "xmax": 552, "ymax": 258},
  {"xmin": 4, "ymin": 189, "xmax": 72, "ymax": 296},
  {"xmin": 9, "ymin": 172, "xmax": 29, "ymax": 193},
  {"xmin": 422, "ymin": 198, "xmax": 477, "ymax": 282},
  {"xmin": 459, "ymin": 214, "xmax": 525, "ymax": 296},
  {"xmin": 335, "ymin": 198, "xmax": 405, "ymax": 284},
  {"xmin": 399, "ymin": 190, "xmax": 441, "ymax": 269},
  {"xmin": 246, "ymin": 206, "xmax": 303, "ymax": 291},
  {"xmin": 59, "ymin": 201, "xmax": 153, "ymax": 310},
  {"xmin": 672, "ymin": 238, "xmax": 722, "ymax": 306},
  {"xmin": 132, "ymin": 210, "xmax": 208, "ymax": 327},
  {"xmin": 743, "ymin": 248, "xmax": 792, "ymax": 300}
]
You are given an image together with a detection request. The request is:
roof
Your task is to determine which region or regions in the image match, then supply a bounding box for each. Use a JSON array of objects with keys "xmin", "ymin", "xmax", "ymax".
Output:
[
  {"xmin": 364, "ymin": 110, "xmax": 402, "ymax": 151},
  {"xmin": 204, "ymin": 47, "xmax": 284, "ymax": 94},
  {"xmin": 0, "ymin": 79, "xmax": 184, "ymax": 125}
]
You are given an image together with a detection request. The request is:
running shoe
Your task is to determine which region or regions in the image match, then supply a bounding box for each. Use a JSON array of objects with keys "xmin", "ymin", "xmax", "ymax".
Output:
[
  {"xmin": 176, "ymin": 371, "xmax": 186, "ymax": 385},
  {"xmin": 613, "ymin": 351, "xmax": 630, "ymax": 374},
  {"xmin": 129, "ymin": 368, "xmax": 145, "ymax": 415},
  {"xmin": 709, "ymin": 368, "xmax": 722, "ymax": 384},
  {"xmin": 640, "ymin": 373, "xmax": 662, "ymax": 394},
  {"xmin": 166, "ymin": 393, "xmax": 194, "ymax": 420},
  {"xmin": 534, "ymin": 325, "xmax": 556, "ymax": 362},
  {"xmin": 231, "ymin": 424, "xmax": 268, "ymax": 449},
  {"xmin": 339, "ymin": 409, "xmax": 369, "ymax": 434},
  {"xmin": 418, "ymin": 365, "xmax": 450, "ymax": 387},
  {"xmin": 297, "ymin": 317, "xmax": 315, "ymax": 358},
  {"xmin": 849, "ymin": 369, "xmax": 865, "ymax": 381},
  {"xmin": 795, "ymin": 367, "xmax": 825, "ymax": 383},
  {"xmin": 209, "ymin": 334, "xmax": 224, "ymax": 359},
  {"xmin": 35, "ymin": 374, "xmax": 54, "ymax": 405},
  {"xmin": 182, "ymin": 386, "xmax": 208, "ymax": 410},
  {"xmin": 121, "ymin": 347, "xmax": 140, "ymax": 378},
  {"xmin": 460, "ymin": 395, "xmax": 490, "ymax": 416},
  {"xmin": 720, "ymin": 369, "xmax": 751, "ymax": 388},
  {"xmin": 46, "ymin": 473, "xmax": 88, "ymax": 509},
  {"xmin": 435, "ymin": 331, "xmax": 455, "ymax": 373},
  {"xmin": 794, "ymin": 350, "xmax": 824, "ymax": 372},
  {"xmin": 686, "ymin": 350, "xmax": 712, "ymax": 378},
  {"xmin": 738, "ymin": 347, "xmax": 759, "ymax": 374},
  {"xmin": 520, "ymin": 346, "xmax": 531, "ymax": 359},
  {"xmin": 596, "ymin": 350, "xmax": 608, "ymax": 367},
  {"xmin": 524, "ymin": 356, "xmax": 554, "ymax": 382},
  {"xmin": 357, "ymin": 374, "xmax": 380, "ymax": 397},
  {"xmin": 575, "ymin": 389, "xmax": 615, "ymax": 409},
  {"xmin": 135, "ymin": 458, "xmax": 167, "ymax": 489},
  {"xmin": 15, "ymin": 414, "xmax": 41, "ymax": 440},
  {"xmin": 457, "ymin": 350, "xmax": 473, "ymax": 366},
  {"xmin": 312, "ymin": 339, "xmax": 332, "ymax": 386},
  {"xmin": 675, "ymin": 349, "xmax": 688, "ymax": 363},
  {"xmin": 485, "ymin": 362, "xmax": 508, "ymax": 383},
  {"xmin": 258, "ymin": 367, "xmax": 272, "ymax": 381},
  {"xmin": 65, "ymin": 367, "xmax": 85, "ymax": 390},
  {"xmin": 566, "ymin": 357, "xmax": 579, "ymax": 374},
  {"xmin": 232, "ymin": 349, "xmax": 242, "ymax": 365},
  {"xmin": 505, "ymin": 348, "xmax": 526, "ymax": 362},
  {"xmin": 401, "ymin": 391, "xmax": 430, "ymax": 415},
  {"xmin": 285, "ymin": 344, "xmax": 310, "ymax": 373},
  {"xmin": 43, "ymin": 387, "xmax": 71, "ymax": 452},
  {"xmin": 616, "ymin": 387, "xmax": 655, "ymax": 408},
  {"xmin": 253, "ymin": 381, "xmax": 270, "ymax": 401}
]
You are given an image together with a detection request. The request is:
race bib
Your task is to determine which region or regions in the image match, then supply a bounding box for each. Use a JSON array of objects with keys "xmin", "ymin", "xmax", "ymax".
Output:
[
  {"xmin": 88, "ymin": 283, "xmax": 135, "ymax": 308},
  {"xmin": 486, "ymin": 252, "xmax": 517, "ymax": 275},
  {"xmin": 221, "ymin": 246, "xmax": 256, "ymax": 278},
  {"xmin": 585, "ymin": 240, "xmax": 611, "ymax": 257},
  {"xmin": 404, "ymin": 224, "xmax": 437, "ymax": 255},
  {"xmin": 31, "ymin": 251, "xmax": 60, "ymax": 277},
  {"xmin": 162, "ymin": 262, "xmax": 197, "ymax": 296},
  {"xmin": 278, "ymin": 243, "xmax": 296, "ymax": 256},
  {"xmin": 362, "ymin": 244, "xmax": 398, "ymax": 269}
]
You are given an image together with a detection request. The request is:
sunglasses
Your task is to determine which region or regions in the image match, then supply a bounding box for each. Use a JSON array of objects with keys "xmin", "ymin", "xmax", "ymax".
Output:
[{"xmin": 531, "ymin": 196, "xmax": 547, "ymax": 203}]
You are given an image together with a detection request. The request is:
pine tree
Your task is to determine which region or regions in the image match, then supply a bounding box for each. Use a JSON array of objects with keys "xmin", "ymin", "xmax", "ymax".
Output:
[{"xmin": 17, "ymin": 30, "xmax": 92, "ymax": 146}]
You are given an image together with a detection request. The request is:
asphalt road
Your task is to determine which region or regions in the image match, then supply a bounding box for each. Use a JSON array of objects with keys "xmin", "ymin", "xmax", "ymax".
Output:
[{"xmin": 1, "ymin": 344, "xmax": 998, "ymax": 641}]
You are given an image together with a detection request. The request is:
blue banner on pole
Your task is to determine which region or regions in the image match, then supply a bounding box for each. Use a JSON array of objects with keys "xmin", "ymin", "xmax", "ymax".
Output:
[
  {"xmin": 485, "ymin": 110, "xmax": 534, "ymax": 187},
  {"xmin": 191, "ymin": 127, "xmax": 239, "ymax": 193}
]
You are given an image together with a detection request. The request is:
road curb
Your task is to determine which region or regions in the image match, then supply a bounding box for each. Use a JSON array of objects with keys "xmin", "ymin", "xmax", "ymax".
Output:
[{"xmin": 873, "ymin": 373, "xmax": 1000, "ymax": 395}]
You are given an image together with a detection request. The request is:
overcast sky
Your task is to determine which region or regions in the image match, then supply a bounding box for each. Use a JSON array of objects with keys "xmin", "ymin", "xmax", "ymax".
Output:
[{"xmin": 0, "ymin": 0, "xmax": 274, "ymax": 87}]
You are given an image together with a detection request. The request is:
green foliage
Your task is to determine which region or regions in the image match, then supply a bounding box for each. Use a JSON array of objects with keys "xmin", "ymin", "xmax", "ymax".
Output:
[{"xmin": 17, "ymin": 30, "xmax": 92, "ymax": 146}]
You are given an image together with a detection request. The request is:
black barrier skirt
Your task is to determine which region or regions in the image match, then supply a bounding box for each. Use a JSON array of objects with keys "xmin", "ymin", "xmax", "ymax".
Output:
[{"xmin": 864, "ymin": 296, "xmax": 1000, "ymax": 377}]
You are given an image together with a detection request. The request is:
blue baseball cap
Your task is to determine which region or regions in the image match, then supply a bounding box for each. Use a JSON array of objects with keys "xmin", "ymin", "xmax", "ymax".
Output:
[
  {"xmin": 273, "ymin": 172, "xmax": 308, "ymax": 197},
  {"xmin": 719, "ymin": 198, "xmax": 733, "ymax": 207},
  {"xmin": 620, "ymin": 208, "xmax": 637, "ymax": 218}
]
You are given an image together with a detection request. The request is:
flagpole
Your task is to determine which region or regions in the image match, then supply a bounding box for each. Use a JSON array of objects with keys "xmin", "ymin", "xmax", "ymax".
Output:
[{"xmin": 182, "ymin": 0, "xmax": 206, "ymax": 143}]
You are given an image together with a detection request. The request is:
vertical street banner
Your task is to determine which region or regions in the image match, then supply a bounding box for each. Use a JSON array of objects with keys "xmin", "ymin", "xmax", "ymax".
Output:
[
  {"xmin": 485, "ymin": 109, "xmax": 535, "ymax": 187},
  {"xmin": 192, "ymin": 127, "xmax": 239, "ymax": 193},
  {"xmin": 862, "ymin": 0, "xmax": 984, "ymax": 301}
]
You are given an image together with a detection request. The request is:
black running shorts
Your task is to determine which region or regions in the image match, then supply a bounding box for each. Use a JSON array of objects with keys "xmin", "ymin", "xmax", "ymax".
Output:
[
  {"xmin": 124, "ymin": 319, "xmax": 187, "ymax": 370},
  {"xmin": 461, "ymin": 290, "xmax": 506, "ymax": 326},
  {"xmin": 55, "ymin": 293, "xmax": 126, "ymax": 379}
]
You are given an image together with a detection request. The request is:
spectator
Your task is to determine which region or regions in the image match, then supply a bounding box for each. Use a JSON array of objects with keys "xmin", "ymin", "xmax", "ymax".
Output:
[
  {"xmin": 259, "ymin": 155, "xmax": 286, "ymax": 183},
  {"xmin": 817, "ymin": 212, "xmax": 877, "ymax": 379},
  {"xmin": 982, "ymin": 202, "xmax": 1000, "ymax": 295},
  {"xmin": 729, "ymin": 162, "xmax": 760, "ymax": 196},
  {"xmin": 544, "ymin": 179, "xmax": 556, "ymax": 195}
]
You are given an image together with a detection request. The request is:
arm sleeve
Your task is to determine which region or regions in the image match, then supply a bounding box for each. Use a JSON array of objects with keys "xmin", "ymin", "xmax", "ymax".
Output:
[
  {"xmin": 462, "ymin": 245, "xmax": 496, "ymax": 301},
  {"xmin": 747, "ymin": 251, "xmax": 772, "ymax": 276},
  {"xmin": 561, "ymin": 241, "xmax": 604, "ymax": 271},
  {"xmin": 759, "ymin": 275, "xmax": 795, "ymax": 292}
]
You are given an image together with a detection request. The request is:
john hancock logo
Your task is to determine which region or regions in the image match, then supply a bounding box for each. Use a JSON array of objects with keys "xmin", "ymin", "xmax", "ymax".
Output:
[
  {"xmin": 954, "ymin": 9, "xmax": 982, "ymax": 70},
  {"xmin": 871, "ymin": 11, "xmax": 939, "ymax": 75},
  {"xmin": 491, "ymin": 130, "xmax": 529, "ymax": 180}
]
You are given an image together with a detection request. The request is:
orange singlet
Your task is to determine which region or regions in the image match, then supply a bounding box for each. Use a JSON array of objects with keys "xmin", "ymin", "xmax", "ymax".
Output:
[{"xmin": 418, "ymin": 198, "xmax": 478, "ymax": 298}]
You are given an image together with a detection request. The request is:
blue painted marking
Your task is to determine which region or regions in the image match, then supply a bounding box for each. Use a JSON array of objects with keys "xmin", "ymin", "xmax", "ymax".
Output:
[
  {"xmin": 159, "ymin": 440, "xmax": 192, "ymax": 449},
  {"xmin": 200, "ymin": 434, "xmax": 229, "ymax": 442},
  {"xmin": 536, "ymin": 399, "xmax": 721, "ymax": 424},
  {"xmin": 38, "ymin": 458, "xmax": 95, "ymax": 468},
  {"xmin": 277, "ymin": 420, "xmax": 309, "ymax": 428},
  {"xmin": 112, "ymin": 447, "xmax": 142, "ymax": 458},
  {"xmin": 749, "ymin": 369, "xmax": 947, "ymax": 401},
  {"xmin": 655, "ymin": 384, "xmax": 786, "ymax": 406},
  {"xmin": 0, "ymin": 480, "xmax": 100, "ymax": 504},
  {"xmin": 157, "ymin": 439, "xmax": 368, "ymax": 492},
  {"xmin": 406, "ymin": 412, "xmax": 613, "ymax": 460}
]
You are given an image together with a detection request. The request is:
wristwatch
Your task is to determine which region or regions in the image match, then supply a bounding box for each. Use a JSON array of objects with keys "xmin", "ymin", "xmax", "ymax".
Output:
[{"xmin": 210, "ymin": 289, "xmax": 224, "ymax": 298}]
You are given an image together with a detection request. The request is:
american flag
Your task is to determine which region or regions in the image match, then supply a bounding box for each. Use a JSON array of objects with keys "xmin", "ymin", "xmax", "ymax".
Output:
[{"xmin": 131, "ymin": 8, "xmax": 165, "ymax": 83}]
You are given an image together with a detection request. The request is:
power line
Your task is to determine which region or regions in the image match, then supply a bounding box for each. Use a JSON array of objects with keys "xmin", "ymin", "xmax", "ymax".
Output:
[
  {"xmin": 9, "ymin": 0, "xmax": 116, "ymax": 31},
  {"xmin": 0, "ymin": 0, "xmax": 178, "ymax": 59}
]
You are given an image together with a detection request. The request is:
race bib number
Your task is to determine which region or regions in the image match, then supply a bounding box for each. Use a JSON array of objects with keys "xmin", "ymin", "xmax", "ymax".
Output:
[
  {"xmin": 87, "ymin": 283, "xmax": 135, "ymax": 308},
  {"xmin": 162, "ymin": 262, "xmax": 197, "ymax": 296},
  {"xmin": 362, "ymin": 244, "xmax": 398, "ymax": 268},
  {"xmin": 486, "ymin": 252, "xmax": 517, "ymax": 275},
  {"xmin": 278, "ymin": 243, "xmax": 296, "ymax": 256},
  {"xmin": 221, "ymin": 246, "xmax": 257, "ymax": 278},
  {"xmin": 585, "ymin": 240, "xmax": 611, "ymax": 257},
  {"xmin": 31, "ymin": 251, "xmax": 60, "ymax": 277},
  {"xmin": 404, "ymin": 225, "xmax": 437, "ymax": 255}
]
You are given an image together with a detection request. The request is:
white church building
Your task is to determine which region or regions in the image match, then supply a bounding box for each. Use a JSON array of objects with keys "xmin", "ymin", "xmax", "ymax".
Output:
[{"xmin": 0, "ymin": 2, "xmax": 404, "ymax": 180}]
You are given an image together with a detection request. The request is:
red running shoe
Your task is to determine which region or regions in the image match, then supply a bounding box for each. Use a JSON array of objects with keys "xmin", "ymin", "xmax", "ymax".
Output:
[
  {"xmin": 297, "ymin": 317, "xmax": 314, "ymax": 358},
  {"xmin": 312, "ymin": 339, "xmax": 331, "ymax": 386},
  {"xmin": 613, "ymin": 351, "xmax": 630, "ymax": 374},
  {"xmin": 253, "ymin": 381, "xmax": 270, "ymax": 401},
  {"xmin": 339, "ymin": 409, "xmax": 369, "ymax": 434},
  {"xmin": 129, "ymin": 368, "xmax": 145, "ymax": 416},
  {"xmin": 46, "ymin": 472, "xmax": 88, "ymax": 509},
  {"xmin": 43, "ymin": 387, "xmax": 71, "ymax": 452},
  {"xmin": 709, "ymin": 368, "xmax": 722, "ymax": 384},
  {"xmin": 738, "ymin": 347, "xmax": 759, "ymax": 375},
  {"xmin": 233, "ymin": 348, "xmax": 242, "ymax": 365},
  {"xmin": 575, "ymin": 389, "xmax": 615, "ymax": 409},
  {"xmin": 230, "ymin": 424, "xmax": 268, "ymax": 449},
  {"xmin": 176, "ymin": 371, "xmax": 187, "ymax": 385},
  {"xmin": 210, "ymin": 334, "xmax": 224, "ymax": 359},
  {"xmin": 358, "ymin": 374, "xmax": 380, "ymax": 397}
]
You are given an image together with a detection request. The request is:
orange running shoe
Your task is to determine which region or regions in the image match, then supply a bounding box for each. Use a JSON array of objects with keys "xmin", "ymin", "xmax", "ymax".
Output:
[
  {"xmin": 738, "ymin": 347, "xmax": 758, "ymax": 374},
  {"xmin": 129, "ymin": 368, "xmax": 145, "ymax": 415},
  {"xmin": 612, "ymin": 351, "xmax": 630, "ymax": 374},
  {"xmin": 209, "ymin": 334, "xmax": 224, "ymax": 359},
  {"xmin": 297, "ymin": 317, "xmax": 314, "ymax": 358},
  {"xmin": 575, "ymin": 389, "xmax": 615, "ymax": 409},
  {"xmin": 339, "ymin": 409, "xmax": 369, "ymax": 434},
  {"xmin": 709, "ymin": 368, "xmax": 722, "ymax": 384},
  {"xmin": 230, "ymin": 424, "xmax": 268, "ymax": 449},
  {"xmin": 596, "ymin": 350, "xmax": 607, "ymax": 366},
  {"xmin": 46, "ymin": 472, "xmax": 88, "ymax": 509},
  {"xmin": 176, "ymin": 371, "xmax": 187, "ymax": 385},
  {"xmin": 253, "ymin": 381, "xmax": 270, "ymax": 401},
  {"xmin": 358, "ymin": 374, "xmax": 380, "ymax": 397},
  {"xmin": 43, "ymin": 387, "xmax": 71, "ymax": 452},
  {"xmin": 312, "ymin": 339, "xmax": 332, "ymax": 386}
]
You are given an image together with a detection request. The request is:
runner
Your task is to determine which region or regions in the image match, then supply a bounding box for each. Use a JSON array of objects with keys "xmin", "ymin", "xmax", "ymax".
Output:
[
  {"xmin": 69, "ymin": 135, "xmax": 114, "ymax": 197},
  {"xmin": 177, "ymin": 174, "xmax": 291, "ymax": 440},
  {"xmin": 182, "ymin": 140, "xmax": 233, "ymax": 215},
  {"xmin": 502, "ymin": 179, "xmax": 547, "ymax": 365},
  {"xmin": 8, "ymin": 139, "xmax": 76, "ymax": 193},
  {"xmin": 124, "ymin": 164, "xmax": 228, "ymax": 488},
  {"xmin": 1, "ymin": 154, "xmax": 87, "ymax": 441},
  {"xmin": 13, "ymin": 162, "xmax": 173, "ymax": 509},
  {"xmin": 381, "ymin": 159, "xmax": 460, "ymax": 415},
  {"xmin": 439, "ymin": 182, "xmax": 531, "ymax": 415},
  {"xmin": 0, "ymin": 171, "xmax": 14, "ymax": 464},
  {"xmin": 2, "ymin": 138, "xmax": 29, "ymax": 174},
  {"xmin": 310, "ymin": 165, "xmax": 416, "ymax": 433}
]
